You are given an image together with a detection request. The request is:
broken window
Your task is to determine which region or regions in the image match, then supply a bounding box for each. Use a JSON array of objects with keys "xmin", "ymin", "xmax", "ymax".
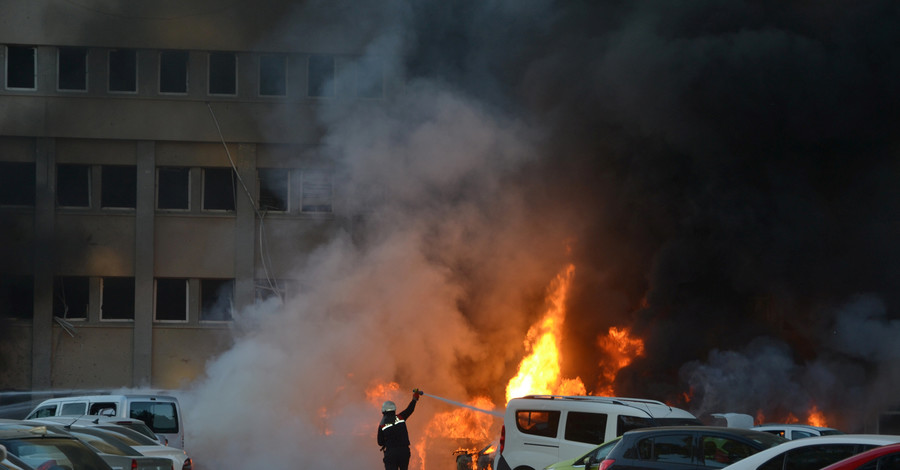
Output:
[
  {"xmin": 301, "ymin": 169, "xmax": 332, "ymax": 213},
  {"xmin": 259, "ymin": 54, "xmax": 287, "ymax": 96},
  {"xmin": 200, "ymin": 278, "xmax": 233, "ymax": 321},
  {"xmin": 257, "ymin": 168, "xmax": 288, "ymax": 212},
  {"xmin": 109, "ymin": 49, "xmax": 137, "ymax": 93},
  {"xmin": 159, "ymin": 50, "xmax": 188, "ymax": 94},
  {"xmin": 100, "ymin": 277, "xmax": 134, "ymax": 320},
  {"xmin": 101, "ymin": 165, "xmax": 136, "ymax": 208},
  {"xmin": 202, "ymin": 168, "xmax": 236, "ymax": 211},
  {"xmin": 208, "ymin": 52, "xmax": 236, "ymax": 95},
  {"xmin": 5, "ymin": 45, "xmax": 36, "ymax": 90},
  {"xmin": 57, "ymin": 164, "xmax": 91, "ymax": 207},
  {"xmin": 58, "ymin": 47, "xmax": 87, "ymax": 91},
  {"xmin": 0, "ymin": 275, "xmax": 33, "ymax": 320},
  {"xmin": 155, "ymin": 278, "xmax": 188, "ymax": 322},
  {"xmin": 0, "ymin": 162, "xmax": 35, "ymax": 206},
  {"xmin": 157, "ymin": 166, "xmax": 190, "ymax": 210},
  {"xmin": 53, "ymin": 276, "xmax": 89, "ymax": 320},
  {"xmin": 308, "ymin": 55, "xmax": 334, "ymax": 97}
]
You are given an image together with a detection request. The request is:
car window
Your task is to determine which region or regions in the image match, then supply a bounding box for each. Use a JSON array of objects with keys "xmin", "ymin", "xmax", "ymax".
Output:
[
  {"xmin": 89, "ymin": 402, "xmax": 118, "ymax": 416},
  {"xmin": 516, "ymin": 410, "xmax": 560, "ymax": 438},
  {"xmin": 565, "ymin": 412, "xmax": 608, "ymax": 444},
  {"xmin": 0, "ymin": 436, "xmax": 110, "ymax": 470},
  {"xmin": 60, "ymin": 402, "xmax": 87, "ymax": 415},
  {"xmin": 130, "ymin": 401, "xmax": 179, "ymax": 434},
  {"xmin": 701, "ymin": 436, "xmax": 756, "ymax": 467},
  {"xmin": 617, "ymin": 415, "xmax": 655, "ymax": 435},
  {"xmin": 784, "ymin": 444, "xmax": 872, "ymax": 470},
  {"xmin": 873, "ymin": 452, "xmax": 900, "ymax": 470},
  {"xmin": 28, "ymin": 405, "xmax": 56, "ymax": 419},
  {"xmin": 792, "ymin": 431, "xmax": 815, "ymax": 439},
  {"xmin": 649, "ymin": 434, "xmax": 693, "ymax": 464}
]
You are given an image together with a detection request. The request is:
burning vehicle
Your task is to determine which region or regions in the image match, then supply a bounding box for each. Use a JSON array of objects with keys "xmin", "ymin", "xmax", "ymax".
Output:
[{"xmin": 454, "ymin": 444, "xmax": 496, "ymax": 470}]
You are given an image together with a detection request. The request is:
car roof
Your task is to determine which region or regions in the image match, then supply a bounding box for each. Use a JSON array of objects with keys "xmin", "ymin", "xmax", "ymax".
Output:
[
  {"xmin": 752, "ymin": 423, "xmax": 839, "ymax": 432},
  {"xmin": 508, "ymin": 395, "xmax": 697, "ymax": 419},
  {"xmin": 721, "ymin": 434, "xmax": 900, "ymax": 470},
  {"xmin": 624, "ymin": 426, "xmax": 780, "ymax": 437},
  {"xmin": 819, "ymin": 442, "xmax": 900, "ymax": 470}
]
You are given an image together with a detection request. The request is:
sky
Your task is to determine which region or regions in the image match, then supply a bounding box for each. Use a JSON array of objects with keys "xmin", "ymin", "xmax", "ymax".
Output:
[{"xmin": 3, "ymin": 0, "xmax": 900, "ymax": 468}]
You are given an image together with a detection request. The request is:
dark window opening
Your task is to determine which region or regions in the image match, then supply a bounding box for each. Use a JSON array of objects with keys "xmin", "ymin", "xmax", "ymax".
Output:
[
  {"xmin": 208, "ymin": 52, "xmax": 236, "ymax": 95},
  {"xmin": 301, "ymin": 169, "xmax": 332, "ymax": 212},
  {"xmin": 6, "ymin": 45, "xmax": 36, "ymax": 89},
  {"xmin": 201, "ymin": 278, "xmax": 233, "ymax": 321},
  {"xmin": 159, "ymin": 50, "xmax": 188, "ymax": 94},
  {"xmin": 0, "ymin": 276, "xmax": 34, "ymax": 320},
  {"xmin": 203, "ymin": 168, "xmax": 236, "ymax": 211},
  {"xmin": 157, "ymin": 167, "xmax": 190, "ymax": 210},
  {"xmin": 0, "ymin": 162, "xmax": 35, "ymax": 206},
  {"xmin": 109, "ymin": 49, "xmax": 137, "ymax": 92},
  {"xmin": 515, "ymin": 410, "xmax": 560, "ymax": 438},
  {"xmin": 155, "ymin": 278, "xmax": 188, "ymax": 322},
  {"xmin": 130, "ymin": 401, "xmax": 178, "ymax": 434},
  {"xmin": 101, "ymin": 165, "xmax": 136, "ymax": 208},
  {"xmin": 259, "ymin": 54, "xmax": 286, "ymax": 96},
  {"xmin": 53, "ymin": 276, "xmax": 89, "ymax": 320},
  {"xmin": 617, "ymin": 415, "xmax": 655, "ymax": 435},
  {"xmin": 565, "ymin": 412, "xmax": 608, "ymax": 445},
  {"xmin": 101, "ymin": 277, "xmax": 135, "ymax": 320},
  {"xmin": 58, "ymin": 47, "xmax": 87, "ymax": 91},
  {"xmin": 57, "ymin": 164, "xmax": 91, "ymax": 207},
  {"xmin": 308, "ymin": 55, "xmax": 334, "ymax": 97},
  {"xmin": 258, "ymin": 168, "xmax": 288, "ymax": 212}
]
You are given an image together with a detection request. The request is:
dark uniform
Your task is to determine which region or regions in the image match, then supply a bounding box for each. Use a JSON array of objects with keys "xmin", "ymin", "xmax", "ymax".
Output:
[{"xmin": 378, "ymin": 394, "xmax": 419, "ymax": 470}]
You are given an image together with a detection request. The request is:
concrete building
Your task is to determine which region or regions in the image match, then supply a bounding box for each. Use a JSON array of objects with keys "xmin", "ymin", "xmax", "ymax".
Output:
[{"xmin": 0, "ymin": 1, "xmax": 384, "ymax": 391}]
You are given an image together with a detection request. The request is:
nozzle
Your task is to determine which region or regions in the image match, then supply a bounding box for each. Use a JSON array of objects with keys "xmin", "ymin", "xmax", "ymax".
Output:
[{"xmin": 413, "ymin": 388, "xmax": 424, "ymax": 395}]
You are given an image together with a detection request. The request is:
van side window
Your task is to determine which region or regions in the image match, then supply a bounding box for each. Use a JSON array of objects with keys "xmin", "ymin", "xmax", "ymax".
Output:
[
  {"xmin": 617, "ymin": 415, "xmax": 654, "ymax": 435},
  {"xmin": 89, "ymin": 402, "xmax": 117, "ymax": 415},
  {"xmin": 565, "ymin": 411, "xmax": 608, "ymax": 444},
  {"xmin": 515, "ymin": 410, "xmax": 560, "ymax": 438},
  {"xmin": 29, "ymin": 405, "xmax": 57, "ymax": 418},
  {"xmin": 60, "ymin": 402, "xmax": 87, "ymax": 415},
  {"xmin": 131, "ymin": 401, "xmax": 179, "ymax": 434}
]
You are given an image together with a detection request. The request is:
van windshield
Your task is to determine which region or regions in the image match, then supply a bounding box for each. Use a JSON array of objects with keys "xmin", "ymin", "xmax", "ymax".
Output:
[{"xmin": 130, "ymin": 401, "xmax": 179, "ymax": 434}]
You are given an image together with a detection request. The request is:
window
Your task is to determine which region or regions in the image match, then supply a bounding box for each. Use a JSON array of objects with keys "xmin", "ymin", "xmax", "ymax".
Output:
[
  {"xmin": 155, "ymin": 278, "xmax": 188, "ymax": 322},
  {"xmin": 0, "ymin": 162, "xmax": 35, "ymax": 206},
  {"xmin": 646, "ymin": 434, "xmax": 693, "ymax": 464},
  {"xmin": 202, "ymin": 168, "xmax": 236, "ymax": 211},
  {"xmin": 0, "ymin": 275, "xmax": 33, "ymax": 320},
  {"xmin": 208, "ymin": 52, "xmax": 237, "ymax": 95},
  {"xmin": 53, "ymin": 276, "xmax": 89, "ymax": 320},
  {"xmin": 130, "ymin": 401, "xmax": 179, "ymax": 434},
  {"xmin": 300, "ymin": 169, "xmax": 332, "ymax": 212},
  {"xmin": 57, "ymin": 164, "xmax": 91, "ymax": 207},
  {"xmin": 6, "ymin": 45, "xmax": 36, "ymax": 90},
  {"xmin": 515, "ymin": 410, "xmax": 560, "ymax": 438},
  {"xmin": 60, "ymin": 402, "xmax": 88, "ymax": 415},
  {"xmin": 357, "ymin": 59, "xmax": 383, "ymax": 98},
  {"xmin": 200, "ymin": 278, "xmax": 233, "ymax": 321},
  {"xmin": 156, "ymin": 167, "xmax": 190, "ymax": 210},
  {"xmin": 100, "ymin": 277, "xmax": 135, "ymax": 320},
  {"xmin": 308, "ymin": 55, "xmax": 334, "ymax": 97},
  {"xmin": 101, "ymin": 165, "xmax": 136, "ymax": 208},
  {"xmin": 58, "ymin": 47, "xmax": 87, "ymax": 91},
  {"xmin": 159, "ymin": 50, "xmax": 188, "ymax": 94},
  {"xmin": 759, "ymin": 445, "xmax": 872, "ymax": 470},
  {"xmin": 565, "ymin": 412, "xmax": 608, "ymax": 445},
  {"xmin": 258, "ymin": 168, "xmax": 288, "ymax": 212},
  {"xmin": 109, "ymin": 49, "xmax": 137, "ymax": 92},
  {"xmin": 702, "ymin": 436, "xmax": 755, "ymax": 467},
  {"xmin": 29, "ymin": 405, "xmax": 57, "ymax": 418},
  {"xmin": 617, "ymin": 415, "xmax": 655, "ymax": 435},
  {"xmin": 259, "ymin": 54, "xmax": 287, "ymax": 96}
]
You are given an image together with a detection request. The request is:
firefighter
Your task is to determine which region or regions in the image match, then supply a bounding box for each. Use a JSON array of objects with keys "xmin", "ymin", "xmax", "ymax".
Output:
[{"xmin": 378, "ymin": 388, "xmax": 423, "ymax": 470}]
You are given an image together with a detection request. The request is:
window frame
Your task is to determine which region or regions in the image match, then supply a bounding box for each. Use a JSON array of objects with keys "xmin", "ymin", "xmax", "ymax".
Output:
[
  {"xmin": 156, "ymin": 166, "xmax": 191, "ymax": 211},
  {"xmin": 5, "ymin": 45, "xmax": 37, "ymax": 90},
  {"xmin": 100, "ymin": 276, "xmax": 135, "ymax": 321},
  {"xmin": 202, "ymin": 167, "xmax": 236, "ymax": 212},
  {"xmin": 208, "ymin": 51, "xmax": 238, "ymax": 96},
  {"xmin": 53, "ymin": 275, "xmax": 90, "ymax": 320},
  {"xmin": 258, "ymin": 53, "xmax": 287, "ymax": 97},
  {"xmin": 200, "ymin": 278, "xmax": 234, "ymax": 322},
  {"xmin": 299, "ymin": 168, "xmax": 333, "ymax": 213},
  {"xmin": 159, "ymin": 50, "xmax": 189, "ymax": 95},
  {"xmin": 154, "ymin": 278, "xmax": 189, "ymax": 323},
  {"xmin": 0, "ymin": 161, "xmax": 36, "ymax": 207},
  {"xmin": 257, "ymin": 167, "xmax": 290, "ymax": 212},
  {"xmin": 57, "ymin": 46, "xmax": 88, "ymax": 92},
  {"xmin": 100, "ymin": 165, "xmax": 137, "ymax": 209},
  {"xmin": 108, "ymin": 49, "xmax": 138, "ymax": 94},
  {"xmin": 57, "ymin": 163, "xmax": 92, "ymax": 208}
]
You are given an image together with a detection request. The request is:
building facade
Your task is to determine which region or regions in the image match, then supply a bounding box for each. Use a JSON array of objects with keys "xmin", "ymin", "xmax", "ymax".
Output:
[{"xmin": 0, "ymin": 1, "xmax": 381, "ymax": 391}]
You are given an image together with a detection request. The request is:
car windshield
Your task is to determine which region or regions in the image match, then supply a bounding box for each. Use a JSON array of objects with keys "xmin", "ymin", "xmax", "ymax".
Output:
[{"xmin": 0, "ymin": 436, "xmax": 111, "ymax": 470}]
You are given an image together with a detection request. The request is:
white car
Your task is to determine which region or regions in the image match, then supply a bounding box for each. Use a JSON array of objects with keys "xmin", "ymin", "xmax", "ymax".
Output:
[
  {"xmin": 721, "ymin": 434, "xmax": 900, "ymax": 470},
  {"xmin": 750, "ymin": 423, "xmax": 843, "ymax": 440}
]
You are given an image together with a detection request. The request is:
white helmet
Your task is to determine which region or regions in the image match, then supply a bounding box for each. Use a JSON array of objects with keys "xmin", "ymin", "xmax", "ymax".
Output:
[{"xmin": 382, "ymin": 401, "xmax": 397, "ymax": 413}]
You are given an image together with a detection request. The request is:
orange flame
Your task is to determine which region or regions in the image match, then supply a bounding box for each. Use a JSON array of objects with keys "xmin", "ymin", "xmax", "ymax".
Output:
[
  {"xmin": 595, "ymin": 327, "xmax": 645, "ymax": 396},
  {"xmin": 415, "ymin": 396, "xmax": 497, "ymax": 470},
  {"xmin": 808, "ymin": 405, "xmax": 828, "ymax": 427},
  {"xmin": 505, "ymin": 264, "xmax": 586, "ymax": 402}
]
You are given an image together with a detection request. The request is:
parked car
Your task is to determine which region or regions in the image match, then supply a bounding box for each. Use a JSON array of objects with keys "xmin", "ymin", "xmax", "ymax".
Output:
[
  {"xmin": 750, "ymin": 424, "xmax": 843, "ymax": 440},
  {"xmin": 78, "ymin": 423, "xmax": 192, "ymax": 470},
  {"xmin": 545, "ymin": 437, "xmax": 623, "ymax": 470},
  {"xmin": 0, "ymin": 422, "xmax": 114, "ymax": 470},
  {"xmin": 29, "ymin": 416, "xmax": 163, "ymax": 445},
  {"xmin": 588, "ymin": 426, "xmax": 786, "ymax": 470},
  {"xmin": 720, "ymin": 434, "xmax": 900, "ymax": 470},
  {"xmin": 495, "ymin": 395, "xmax": 700, "ymax": 470},
  {"xmin": 819, "ymin": 442, "xmax": 900, "ymax": 470},
  {"xmin": 25, "ymin": 394, "xmax": 185, "ymax": 450}
]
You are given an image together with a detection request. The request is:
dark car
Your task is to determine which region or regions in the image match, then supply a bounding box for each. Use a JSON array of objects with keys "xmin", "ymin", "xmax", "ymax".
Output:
[
  {"xmin": 589, "ymin": 426, "xmax": 787, "ymax": 470},
  {"xmin": 819, "ymin": 442, "xmax": 900, "ymax": 470}
]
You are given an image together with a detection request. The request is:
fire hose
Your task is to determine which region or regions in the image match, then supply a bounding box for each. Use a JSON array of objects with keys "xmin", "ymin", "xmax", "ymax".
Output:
[{"xmin": 412, "ymin": 389, "xmax": 504, "ymax": 418}]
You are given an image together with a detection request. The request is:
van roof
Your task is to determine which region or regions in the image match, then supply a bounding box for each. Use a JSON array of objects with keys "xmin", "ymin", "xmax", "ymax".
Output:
[
  {"xmin": 37, "ymin": 394, "xmax": 178, "ymax": 403},
  {"xmin": 509, "ymin": 395, "xmax": 697, "ymax": 419}
]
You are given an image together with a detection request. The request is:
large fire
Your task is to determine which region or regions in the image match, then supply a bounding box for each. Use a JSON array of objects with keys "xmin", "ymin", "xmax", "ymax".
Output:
[
  {"xmin": 505, "ymin": 264, "xmax": 586, "ymax": 402},
  {"xmin": 596, "ymin": 326, "xmax": 645, "ymax": 396}
]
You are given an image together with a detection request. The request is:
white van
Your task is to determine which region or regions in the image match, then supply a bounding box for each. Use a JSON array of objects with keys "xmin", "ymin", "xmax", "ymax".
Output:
[
  {"xmin": 495, "ymin": 395, "xmax": 700, "ymax": 470},
  {"xmin": 24, "ymin": 394, "xmax": 185, "ymax": 450}
]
